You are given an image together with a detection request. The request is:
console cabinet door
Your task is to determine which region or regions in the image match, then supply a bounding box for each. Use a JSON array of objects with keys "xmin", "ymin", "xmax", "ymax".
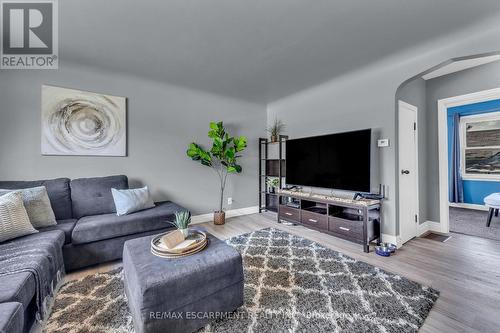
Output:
[
  {"xmin": 328, "ymin": 217, "xmax": 363, "ymax": 241},
  {"xmin": 279, "ymin": 205, "xmax": 300, "ymax": 222},
  {"xmin": 301, "ymin": 210, "xmax": 328, "ymax": 230}
]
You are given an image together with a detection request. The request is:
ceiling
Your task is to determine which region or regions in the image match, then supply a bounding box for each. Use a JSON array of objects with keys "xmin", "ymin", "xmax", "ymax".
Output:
[
  {"xmin": 60, "ymin": 0, "xmax": 500, "ymax": 103},
  {"xmin": 422, "ymin": 54, "xmax": 500, "ymax": 80}
]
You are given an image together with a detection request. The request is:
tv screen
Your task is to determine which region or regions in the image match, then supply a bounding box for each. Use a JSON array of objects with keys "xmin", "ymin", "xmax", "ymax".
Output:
[{"xmin": 286, "ymin": 129, "xmax": 371, "ymax": 192}]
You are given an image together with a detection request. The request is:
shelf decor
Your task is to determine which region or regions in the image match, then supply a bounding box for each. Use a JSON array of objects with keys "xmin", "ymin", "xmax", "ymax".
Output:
[
  {"xmin": 258, "ymin": 135, "xmax": 288, "ymax": 213},
  {"xmin": 266, "ymin": 118, "xmax": 285, "ymax": 143}
]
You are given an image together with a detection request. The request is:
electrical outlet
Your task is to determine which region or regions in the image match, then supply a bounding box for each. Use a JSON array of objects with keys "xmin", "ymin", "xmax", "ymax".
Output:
[{"xmin": 227, "ymin": 197, "xmax": 233, "ymax": 205}]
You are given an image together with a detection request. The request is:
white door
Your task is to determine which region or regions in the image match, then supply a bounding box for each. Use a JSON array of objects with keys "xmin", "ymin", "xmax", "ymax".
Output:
[{"xmin": 398, "ymin": 101, "xmax": 419, "ymax": 244}]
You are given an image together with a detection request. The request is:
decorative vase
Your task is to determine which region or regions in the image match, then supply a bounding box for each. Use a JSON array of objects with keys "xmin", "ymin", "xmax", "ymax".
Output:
[
  {"xmin": 214, "ymin": 211, "xmax": 226, "ymax": 225},
  {"xmin": 179, "ymin": 228, "xmax": 189, "ymax": 238},
  {"xmin": 271, "ymin": 135, "xmax": 278, "ymax": 143}
]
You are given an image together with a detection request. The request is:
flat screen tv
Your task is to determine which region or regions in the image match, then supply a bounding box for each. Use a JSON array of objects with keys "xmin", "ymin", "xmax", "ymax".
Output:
[{"xmin": 286, "ymin": 129, "xmax": 371, "ymax": 192}]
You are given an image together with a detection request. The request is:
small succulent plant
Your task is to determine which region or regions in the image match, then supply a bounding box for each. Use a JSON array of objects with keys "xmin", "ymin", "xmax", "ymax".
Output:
[
  {"xmin": 171, "ymin": 211, "xmax": 191, "ymax": 230},
  {"xmin": 267, "ymin": 118, "xmax": 285, "ymax": 142}
]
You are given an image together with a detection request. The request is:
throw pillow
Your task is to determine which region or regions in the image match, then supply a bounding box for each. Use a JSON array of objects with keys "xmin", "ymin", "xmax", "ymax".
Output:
[
  {"xmin": 0, "ymin": 192, "xmax": 38, "ymax": 242},
  {"xmin": 0, "ymin": 186, "xmax": 57, "ymax": 228},
  {"xmin": 111, "ymin": 186, "xmax": 155, "ymax": 216}
]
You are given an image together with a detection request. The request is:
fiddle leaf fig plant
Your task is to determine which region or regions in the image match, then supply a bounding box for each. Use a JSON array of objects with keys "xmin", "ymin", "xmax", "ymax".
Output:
[{"xmin": 187, "ymin": 121, "xmax": 247, "ymax": 213}]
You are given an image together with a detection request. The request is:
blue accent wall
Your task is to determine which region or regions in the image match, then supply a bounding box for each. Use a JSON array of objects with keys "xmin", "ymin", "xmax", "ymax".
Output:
[{"xmin": 447, "ymin": 99, "xmax": 500, "ymax": 204}]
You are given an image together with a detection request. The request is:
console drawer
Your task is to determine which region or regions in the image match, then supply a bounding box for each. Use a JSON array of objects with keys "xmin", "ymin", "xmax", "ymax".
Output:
[
  {"xmin": 301, "ymin": 210, "xmax": 328, "ymax": 230},
  {"xmin": 328, "ymin": 217, "xmax": 363, "ymax": 240},
  {"xmin": 279, "ymin": 205, "xmax": 300, "ymax": 222}
]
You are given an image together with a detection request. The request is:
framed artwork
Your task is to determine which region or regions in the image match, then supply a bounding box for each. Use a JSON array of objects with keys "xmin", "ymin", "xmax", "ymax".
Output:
[{"xmin": 41, "ymin": 85, "xmax": 127, "ymax": 156}]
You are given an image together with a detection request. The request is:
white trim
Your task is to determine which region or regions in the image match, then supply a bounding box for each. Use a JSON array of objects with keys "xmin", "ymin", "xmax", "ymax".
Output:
[
  {"xmin": 449, "ymin": 202, "xmax": 489, "ymax": 211},
  {"xmin": 398, "ymin": 100, "xmax": 419, "ymax": 244},
  {"xmin": 417, "ymin": 222, "xmax": 429, "ymax": 236},
  {"xmin": 417, "ymin": 221, "xmax": 445, "ymax": 236},
  {"xmin": 460, "ymin": 110, "xmax": 500, "ymax": 124},
  {"xmin": 437, "ymin": 86, "xmax": 500, "ymax": 234},
  {"xmin": 461, "ymin": 175, "xmax": 500, "ymax": 181},
  {"xmin": 427, "ymin": 221, "xmax": 444, "ymax": 233},
  {"xmin": 459, "ymin": 111, "xmax": 500, "ymax": 181},
  {"xmin": 422, "ymin": 55, "xmax": 500, "ymax": 80},
  {"xmin": 191, "ymin": 206, "xmax": 259, "ymax": 224},
  {"xmin": 381, "ymin": 234, "xmax": 402, "ymax": 247}
]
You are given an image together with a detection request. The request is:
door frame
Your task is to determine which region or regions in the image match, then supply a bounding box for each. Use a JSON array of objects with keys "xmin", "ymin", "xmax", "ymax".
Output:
[
  {"xmin": 398, "ymin": 100, "xmax": 419, "ymax": 244},
  {"xmin": 437, "ymin": 86, "xmax": 500, "ymax": 233}
]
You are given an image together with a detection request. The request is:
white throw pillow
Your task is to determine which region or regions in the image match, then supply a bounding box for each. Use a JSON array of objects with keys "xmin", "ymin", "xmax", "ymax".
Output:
[
  {"xmin": 111, "ymin": 186, "xmax": 155, "ymax": 216},
  {"xmin": 0, "ymin": 192, "xmax": 38, "ymax": 242},
  {"xmin": 0, "ymin": 186, "xmax": 56, "ymax": 228}
]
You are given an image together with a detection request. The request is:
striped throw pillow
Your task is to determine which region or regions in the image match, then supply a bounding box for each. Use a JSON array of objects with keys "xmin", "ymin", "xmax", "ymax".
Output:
[{"xmin": 0, "ymin": 192, "xmax": 37, "ymax": 243}]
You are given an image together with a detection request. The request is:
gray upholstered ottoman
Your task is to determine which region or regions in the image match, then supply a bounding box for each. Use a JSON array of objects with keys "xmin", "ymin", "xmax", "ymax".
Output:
[{"xmin": 123, "ymin": 230, "xmax": 244, "ymax": 333}]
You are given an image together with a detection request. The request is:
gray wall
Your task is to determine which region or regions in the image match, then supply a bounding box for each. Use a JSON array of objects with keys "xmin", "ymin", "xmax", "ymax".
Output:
[
  {"xmin": 268, "ymin": 67, "xmax": 399, "ymax": 236},
  {"xmin": 396, "ymin": 78, "xmax": 428, "ymax": 223},
  {"xmin": 0, "ymin": 63, "xmax": 266, "ymax": 215},
  {"xmin": 267, "ymin": 22, "xmax": 500, "ymax": 237},
  {"xmin": 425, "ymin": 60, "xmax": 500, "ymax": 221}
]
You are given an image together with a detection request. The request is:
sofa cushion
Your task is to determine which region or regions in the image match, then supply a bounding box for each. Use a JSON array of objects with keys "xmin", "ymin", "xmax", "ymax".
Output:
[
  {"xmin": 39, "ymin": 219, "xmax": 77, "ymax": 244},
  {"xmin": 0, "ymin": 272, "xmax": 35, "ymax": 310},
  {"xmin": 0, "ymin": 302, "xmax": 23, "ymax": 333},
  {"xmin": 111, "ymin": 186, "xmax": 155, "ymax": 216},
  {"xmin": 71, "ymin": 201, "xmax": 187, "ymax": 245},
  {"xmin": 0, "ymin": 186, "xmax": 56, "ymax": 228},
  {"xmin": 0, "ymin": 178, "xmax": 72, "ymax": 220},
  {"xmin": 71, "ymin": 175, "xmax": 128, "ymax": 218},
  {"xmin": 0, "ymin": 230, "xmax": 64, "ymax": 327},
  {"xmin": 5, "ymin": 229, "xmax": 66, "ymax": 250},
  {"xmin": 0, "ymin": 192, "xmax": 38, "ymax": 243}
]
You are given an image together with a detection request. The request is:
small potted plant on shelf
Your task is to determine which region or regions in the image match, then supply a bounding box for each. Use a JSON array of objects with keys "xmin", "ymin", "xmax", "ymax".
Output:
[
  {"xmin": 267, "ymin": 118, "xmax": 285, "ymax": 143},
  {"xmin": 187, "ymin": 121, "xmax": 247, "ymax": 225},
  {"xmin": 266, "ymin": 177, "xmax": 280, "ymax": 193},
  {"xmin": 170, "ymin": 211, "xmax": 192, "ymax": 237}
]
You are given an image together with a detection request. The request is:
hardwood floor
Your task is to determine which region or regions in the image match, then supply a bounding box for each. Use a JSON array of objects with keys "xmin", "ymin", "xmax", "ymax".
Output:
[{"xmin": 65, "ymin": 212, "xmax": 500, "ymax": 333}]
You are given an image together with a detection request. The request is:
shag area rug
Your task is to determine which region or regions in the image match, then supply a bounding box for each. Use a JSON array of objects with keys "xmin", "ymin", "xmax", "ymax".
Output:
[{"xmin": 44, "ymin": 228, "xmax": 439, "ymax": 333}]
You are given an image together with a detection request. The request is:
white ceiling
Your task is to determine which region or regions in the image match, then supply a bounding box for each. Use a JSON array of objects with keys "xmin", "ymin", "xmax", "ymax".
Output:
[
  {"xmin": 422, "ymin": 55, "xmax": 500, "ymax": 80},
  {"xmin": 60, "ymin": 0, "xmax": 500, "ymax": 103}
]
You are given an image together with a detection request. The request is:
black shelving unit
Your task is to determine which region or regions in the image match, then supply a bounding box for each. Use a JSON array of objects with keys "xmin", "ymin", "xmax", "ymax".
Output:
[{"xmin": 258, "ymin": 135, "xmax": 288, "ymax": 213}]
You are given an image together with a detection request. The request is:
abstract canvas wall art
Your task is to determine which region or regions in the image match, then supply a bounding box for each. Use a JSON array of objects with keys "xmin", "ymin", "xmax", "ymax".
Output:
[{"xmin": 41, "ymin": 85, "xmax": 127, "ymax": 156}]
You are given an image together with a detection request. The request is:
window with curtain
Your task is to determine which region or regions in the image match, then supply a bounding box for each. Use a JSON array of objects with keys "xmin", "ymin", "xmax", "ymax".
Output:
[{"xmin": 460, "ymin": 112, "xmax": 500, "ymax": 179}]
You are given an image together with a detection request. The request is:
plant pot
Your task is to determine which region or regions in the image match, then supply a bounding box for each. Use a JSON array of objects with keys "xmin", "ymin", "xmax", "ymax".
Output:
[
  {"xmin": 271, "ymin": 135, "xmax": 278, "ymax": 143},
  {"xmin": 269, "ymin": 187, "xmax": 275, "ymax": 194},
  {"xmin": 214, "ymin": 211, "xmax": 226, "ymax": 225},
  {"xmin": 179, "ymin": 228, "xmax": 189, "ymax": 238}
]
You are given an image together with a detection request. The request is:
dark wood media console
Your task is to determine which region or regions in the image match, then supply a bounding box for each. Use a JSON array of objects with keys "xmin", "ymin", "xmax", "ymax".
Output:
[{"xmin": 277, "ymin": 191, "xmax": 381, "ymax": 252}]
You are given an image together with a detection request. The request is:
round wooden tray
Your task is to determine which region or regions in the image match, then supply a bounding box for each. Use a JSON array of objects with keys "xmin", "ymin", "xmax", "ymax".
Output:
[
  {"xmin": 151, "ymin": 239, "xmax": 208, "ymax": 258},
  {"xmin": 150, "ymin": 229, "xmax": 208, "ymax": 258}
]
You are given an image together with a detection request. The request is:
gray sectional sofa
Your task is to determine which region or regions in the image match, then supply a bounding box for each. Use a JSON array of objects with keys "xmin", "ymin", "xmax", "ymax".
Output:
[{"xmin": 0, "ymin": 175, "xmax": 187, "ymax": 333}]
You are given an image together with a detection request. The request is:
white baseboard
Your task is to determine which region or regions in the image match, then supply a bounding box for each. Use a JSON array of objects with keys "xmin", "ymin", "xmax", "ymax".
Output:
[
  {"xmin": 381, "ymin": 234, "xmax": 401, "ymax": 247},
  {"xmin": 383, "ymin": 220, "xmax": 444, "ymax": 249},
  {"xmin": 418, "ymin": 220, "xmax": 445, "ymax": 236},
  {"xmin": 191, "ymin": 206, "xmax": 259, "ymax": 224},
  {"xmin": 449, "ymin": 202, "xmax": 488, "ymax": 211}
]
